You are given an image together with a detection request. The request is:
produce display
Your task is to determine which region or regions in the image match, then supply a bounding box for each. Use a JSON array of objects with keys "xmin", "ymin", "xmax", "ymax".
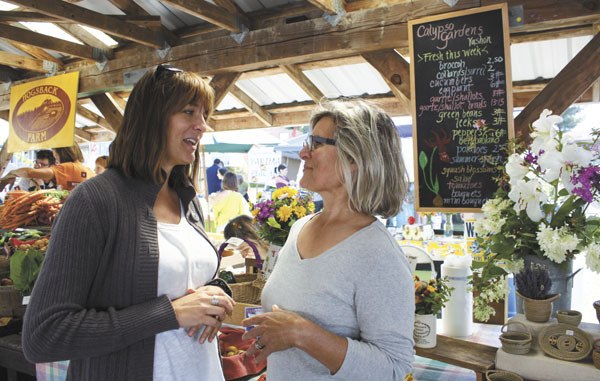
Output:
[
  {"xmin": 0, "ymin": 189, "xmax": 68, "ymax": 230},
  {"xmin": 1, "ymin": 229, "xmax": 50, "ymax": 293}
]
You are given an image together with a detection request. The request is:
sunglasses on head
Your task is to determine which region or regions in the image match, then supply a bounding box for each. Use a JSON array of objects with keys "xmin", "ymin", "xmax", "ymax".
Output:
[{"xmin": 155, "ymin": 64, "xmax": 183, "ymax": 79}]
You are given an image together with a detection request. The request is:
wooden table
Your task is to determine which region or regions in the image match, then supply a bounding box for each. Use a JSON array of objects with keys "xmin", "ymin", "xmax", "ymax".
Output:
[{"xmin": 416, "ymin": 334, "xmax": 498, "ymax": 381}]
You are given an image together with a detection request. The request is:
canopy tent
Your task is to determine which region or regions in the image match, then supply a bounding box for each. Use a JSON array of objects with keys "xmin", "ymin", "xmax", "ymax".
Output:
[{"xmin": 201, "ymin": 142, "xmax": 253, "ymax": 153}]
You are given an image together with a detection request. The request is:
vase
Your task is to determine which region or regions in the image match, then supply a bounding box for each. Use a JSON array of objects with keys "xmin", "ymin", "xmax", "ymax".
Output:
[
  {"xmin": 414, "ymin": 313, "xmax": 437, "ymax": 348},
  {"xmin": 262, "ymin": 243, "xmax": 282, "ymax": 280},
  {"xmin": 514, "ymin": 254, "xmax": 576, "ymax": 318},
  {"xmin": 516, "ymin": 291, "xmax": 560, "ymax": 323}
]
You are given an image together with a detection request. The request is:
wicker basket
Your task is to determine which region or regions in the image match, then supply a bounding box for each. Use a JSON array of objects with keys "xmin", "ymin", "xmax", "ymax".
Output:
[
  {"xmin": 517, "ymin": 291, "xmax": 560, "ymax": 323},
  {"xmin": 538, "ymin": 323, "xmax": 593, "ymax": 361},
  {"xmin": 486, "ymin": 370, "xmax": 523, "ymax": 381},
  {"xmin": 499, "ymin": 321, "xmax": 532, "ymax": 355},
  {"xmin": 593, "ymin": 338, "xmax": 600, "ymax": 370},
  {"xmin": 556, "ymin": 309, "xmax": 582, "ymax": 326},
  {"xmin": 229, "ymin": 273, "xmax": 265, "ymax": 304}
]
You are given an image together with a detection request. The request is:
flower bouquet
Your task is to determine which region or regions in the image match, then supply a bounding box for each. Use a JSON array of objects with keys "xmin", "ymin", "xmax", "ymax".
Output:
[
  {"xmin": 472, "ymin": 109, "xmax": 600, "ymax": 321},
  {"xmin": 251, "ymin": 186, "xmax": 314, "ymax": 246},
  {"xmin": 414, "ymin": 275, "xmax": 453, "ymax": 315}
]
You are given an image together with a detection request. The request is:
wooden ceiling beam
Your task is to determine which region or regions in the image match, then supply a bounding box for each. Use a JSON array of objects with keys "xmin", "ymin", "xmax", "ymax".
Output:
[
  {"xmin": 90, "ymin": 94, "xmax": 123, "ymax": 133},
  {"xmin": 76, "ymin": 104, "xmax": 113, "ymax": 133},
  {"xmin": 0, "ymin": 24, "xmax": 107, "ymax": 62},
  {"xmin": 4, "ymin": 39, "xmax": 63, "ymax": 66},
  {"xmin": 361, "ymin": 49, "xmax": 410, "ymax": 105},
  {"xmin": 307, "ymin": 0, "xmax": 346, "ymax": 14},
  {"xmin": 210, "ymin": 72, "xmax": 242, "ymax": 108},
  {"xmin": 213, "ymin": 0, "xmax": 246, "ymax": 14},
  {"xmin": 0, "ymin": 11, "xmax": 162, "ymax": 26},
  {"xmin": 229, "ymin": 86, "xmax": 273, "ymax": 126},
  {"xmin": 280, "ymin": 64, "xmax": 325, "ymax": 103},
  {"xmin": 515, "ymin": 32, "xmax": 600, "ymax": 141},
  {"xmin": 58, "ymin": 24, "xmax": 113, "ymax": 51},
  {"xmin": 160, "ymin": 0, "xmax": 250, "ymax": 33},
  {"xmin": 0, "ymin": 51, "xmax": 53, "ymax": 74},
  {"xmin": 74, "ymin": 127, "xmax": 93, "ymax": 142},
  {"xmin": 345, "ymin": 0, "xmax": 414, "ymax": 12},
  {"xmin": 9, "ymin": 0, "xmax": 167, "ymax": 49}
]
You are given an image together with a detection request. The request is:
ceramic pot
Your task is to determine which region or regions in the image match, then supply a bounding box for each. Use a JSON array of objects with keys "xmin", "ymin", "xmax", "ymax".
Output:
[{"xmin": 414, "ymin": 313, "xmax": 437, "ymax": 348}]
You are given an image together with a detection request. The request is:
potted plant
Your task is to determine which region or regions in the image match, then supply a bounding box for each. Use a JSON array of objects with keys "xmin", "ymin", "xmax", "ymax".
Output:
[
  {"xmin": 471, "ymin": 109, "xmax": 600, "ymax": 322},
  {"xmin": 515, "ymin": 262, "xmax": 560, "ymax": 322},
  {"xmin": 414, "ymin": 275, "xmax": 453, "ymax": 348}
]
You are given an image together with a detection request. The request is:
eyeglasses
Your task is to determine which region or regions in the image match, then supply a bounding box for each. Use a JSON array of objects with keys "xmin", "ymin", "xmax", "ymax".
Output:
[
  {"xmin": 302, "ymin": 135, "xmax": 336, "ymax": 153},
  {"xmin": 155, "ymin": 64, "xmax": 183, "ymax": 79}
]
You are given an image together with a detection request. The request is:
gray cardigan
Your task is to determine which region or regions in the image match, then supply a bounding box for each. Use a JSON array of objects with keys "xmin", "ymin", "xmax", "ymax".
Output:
[{"xmin": 22, "ymin": 168, "xmax": 217, "ymax": 380}]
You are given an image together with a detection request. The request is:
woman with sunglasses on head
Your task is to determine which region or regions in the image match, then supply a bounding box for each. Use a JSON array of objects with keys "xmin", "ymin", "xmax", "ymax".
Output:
[
  {"xmin": 22, "ymin": 65, "xmax": 235, "ymax": 381},
  {"xmin": 243, "ymin": 99, "xmax": 415, "ymax": 380}
]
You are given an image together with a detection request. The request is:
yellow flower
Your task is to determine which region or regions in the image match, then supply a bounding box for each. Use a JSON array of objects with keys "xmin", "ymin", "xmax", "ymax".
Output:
[
  {"xmin": 251, "ymin": 208, "xmax": 259, "ymax": 217},
  {"xmin": 277, "ymin": 205, "xmax": 293, "ymax": 222},
  {"xmin": 272, "ymin": 186, "xmax": 298, "ymax": 200},
  {"xmin": 426, "ymin": 285, "xmax": 436, "ymax": 293},
  {"xmin": 294, "ymin": 205, "xmax": 307, "ymax": 218}
]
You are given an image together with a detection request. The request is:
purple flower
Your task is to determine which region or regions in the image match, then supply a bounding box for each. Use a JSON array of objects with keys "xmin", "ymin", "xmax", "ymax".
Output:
[
  {"xmin": 524, "ymin": 150, "xmax": 538, "ymax": 165},
  {"xmin": 572, "ymin": 165, "xmax": 600, "ymax": 202}
]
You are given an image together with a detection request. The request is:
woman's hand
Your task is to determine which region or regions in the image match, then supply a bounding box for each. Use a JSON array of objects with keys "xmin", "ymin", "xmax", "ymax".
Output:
[
  {"xmin": 241, "ymin": 305, "xmax": 308, "ymax": 363},
  {"xmin": 171, "ymin": 285, "xmax": 235, "ymax": 343}
]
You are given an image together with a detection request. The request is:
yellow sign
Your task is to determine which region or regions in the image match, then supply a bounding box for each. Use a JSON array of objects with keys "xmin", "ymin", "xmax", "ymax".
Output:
[{"xmin": 8, "ymin": 71, "xmax": 79, "ymax": 153}]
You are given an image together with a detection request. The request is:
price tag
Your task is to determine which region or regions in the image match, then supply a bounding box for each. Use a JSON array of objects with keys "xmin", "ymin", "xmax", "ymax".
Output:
[
  {"xmin": 566, "ymin": 329, "xmax": 574, "ymax": 336},
  {"xmin": 22, "ymin": 295, "xmax": 30, "ymax": 305}
]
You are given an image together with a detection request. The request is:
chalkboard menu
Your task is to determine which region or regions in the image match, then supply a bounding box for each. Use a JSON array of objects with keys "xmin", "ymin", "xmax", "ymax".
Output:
[{"xmin": 409, "ymin": 4, "xmax": 513, "ymax": 212}]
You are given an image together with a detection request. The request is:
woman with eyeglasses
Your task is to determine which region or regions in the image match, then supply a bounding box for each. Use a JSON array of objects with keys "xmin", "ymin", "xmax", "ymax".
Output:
[
  {"xmin": 22, "ymin": 65, "xmax": 235, "ymax": 381},
  {"xmin": 243, "ymin": 99, "xmax": 414, "ymax": 380},
  {"xmin": 9, "ymin": 145, "xmax": 94, "ymax": 191}
]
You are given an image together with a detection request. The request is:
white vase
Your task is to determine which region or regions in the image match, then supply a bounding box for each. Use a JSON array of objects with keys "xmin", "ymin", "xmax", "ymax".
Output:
[
  {"xmin": 441, "ymin": 263, "xmax": 473, "ymax": 337},
  {"xmin": 414, "ymin": 313, "xmax": 437, "ymax": 348}
]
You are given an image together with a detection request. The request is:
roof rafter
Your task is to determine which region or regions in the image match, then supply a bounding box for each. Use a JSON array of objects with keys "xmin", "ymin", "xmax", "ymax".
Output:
[
  {"xmin": 361, "ymin": 49, "xmax": 410, "ymax": 105},
  {"xmin": 160, "ymin": 0, "xmax": 250, "ymax": 33},
  {"xmin": 515, "ymin": 32, "xmax": 600, "ymax": 141},
  {"xmin": 76, "ymin": 104, "xmax": 113, "ymax": 132},
  {"xmin": 0, "ymin": 51, "xmax": 54, "ymax": 73},
  {"xmin": 280, "ymin": 64, "xmax": 324, "ymax": 103},
  {"xmin": 0, "ymin": 24, "xmax": 108, "ymax": 62},
  {"xmin": 8, "ymin": 0, "xmax": 167, "ymax": 49},
  {"xmin": 229, "ymin": 86, "xmax": 273, "ymax": 127},
  {"xmin": 90, "ymin": 93, "xmax": 123, "ymax": 133},
  {"xmin": 0, "ymin": 11, "xmax": 162, "ymax": 27}
]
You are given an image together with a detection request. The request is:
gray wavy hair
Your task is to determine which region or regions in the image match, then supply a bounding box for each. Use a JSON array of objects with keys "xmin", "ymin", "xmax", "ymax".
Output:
[{"xmin": 309, "ymin": 99, "xmax": 409, "ymax": 218}]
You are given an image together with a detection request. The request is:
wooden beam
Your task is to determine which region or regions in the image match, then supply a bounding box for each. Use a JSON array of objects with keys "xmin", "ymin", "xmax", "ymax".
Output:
[
  {"xmin": 9, "ymin": 0, "xmax": 167, "ymax": 49},
  {"xmin": 5, "ymin": 39, "xmax": 63, "ymax": 66},
  {"xmin": 109, "ymin": 93, "xmax": 127, "ymax": 112},
  {"xmin": 74, "ymin": 127, "xmax": 92, "ymax": 142},
  {"xmin": 280, "ymin": 64, "xmax": 325, "ymax": 103},
  {"xmin": 0, "ymin": 24, "xmax": 106, "ymax": 62},
  {"xmin": 0, "ymin": 11, "xmax": 162, "ymax": 27},
  {"xmin": 76, "ymin": 104, "xmax": 113, "ymax": 132},
  {"xmin": 209, "ymin": 72, "xmax": 242, "ymax": 108},
  {"xmin": 107, "ymin": 0, "xmax": 179, "ymax": 46},
  {"xmin": 58, "ymin": 24, "xmax": 113, "ymax": 51},
  {"xmin": 514, "ymin": 32, "xmax": 600, "ymax": 141},
  {"xmin": 361, "ymin": 49, "xmax": 410, "ymax": 104},
  {"xmin": 229, "ymin": 86, "xmax": 273, "ymax": 126},
  {"xmin": 307, "ymin": 0, "xmax": 346, "ymax": 14},
  {"xmin": 90, "ymin": 94, "xmax": 123, "ymax": 133},
  {"xmin": 346, "ymin": 0, "xmax": 414, "ymax": 12},
  {"xmin": 213, "ymin": 0, "xmax": 245, "ymax": 13},
  {"xmin": 160, "ymin": 0, "xmax": 250, "ymax": 33},
  {"xmin": 511, "ymin": 26, "xmax": 595, "ymax": 44},
  {"xmin": 0, "ymin": 51, "xmax": 53, "ymax": 73}
]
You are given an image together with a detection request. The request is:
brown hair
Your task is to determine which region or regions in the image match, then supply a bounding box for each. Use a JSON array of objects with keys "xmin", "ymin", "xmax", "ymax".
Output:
[
  {"xmin": 223, "ymin": 215, "xmax": 260, "ymax": 242},
  {"xmin": 221, "ymin": 172, "xmax": 239, "ymax": 191},
  {"xmin": 53, "ymin": 144, "xmax": 84, "ymax": 163},
  {"xmin": 108, "ymin": 65, "xmax": 215, "ymax": 188}
]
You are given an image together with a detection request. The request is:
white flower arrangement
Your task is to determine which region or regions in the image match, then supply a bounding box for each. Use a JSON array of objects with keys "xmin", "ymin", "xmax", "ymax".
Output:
[{"xmin": 471, "ymin": 109, "xmax": 600, "ymax": 321}]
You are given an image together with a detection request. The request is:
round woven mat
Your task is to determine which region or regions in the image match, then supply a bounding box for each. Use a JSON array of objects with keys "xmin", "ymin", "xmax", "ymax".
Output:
[{"xmin": 538, "ymin": 323, "xmax": 593, "ymax": 361}]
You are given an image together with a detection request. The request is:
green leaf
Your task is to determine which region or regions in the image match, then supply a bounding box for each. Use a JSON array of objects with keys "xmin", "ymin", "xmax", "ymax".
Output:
[
  {"xmin": 433, "ymin": 178, "xmax": 439, "ymax": 193},
  {"xmin": 419, "ymin": 151, "xmax": 428, "ymax": 170}
]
